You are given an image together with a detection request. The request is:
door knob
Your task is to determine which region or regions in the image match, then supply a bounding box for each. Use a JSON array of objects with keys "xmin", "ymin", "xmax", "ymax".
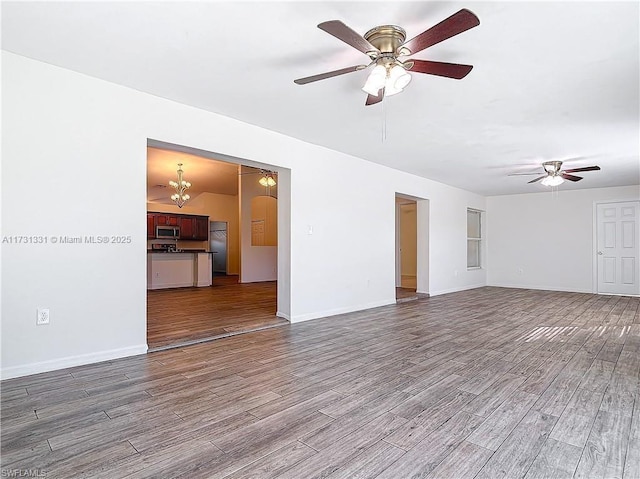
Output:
[{"xmin": 597, "ymin": 251, "xmax": 604, "ymax": 255}]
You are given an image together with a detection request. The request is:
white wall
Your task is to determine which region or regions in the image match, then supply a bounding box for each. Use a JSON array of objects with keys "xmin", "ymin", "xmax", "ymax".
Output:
[
  {"xmin": 486, "ymin": 185, "xmax": 640, "ymax": 293},
  {"xmin": 416, "ymin": 199, "xmax": 430, "ymax": 295},
  {"xmin": 1, "ymin": 52, "xmax": 486, "ymax": 378}
]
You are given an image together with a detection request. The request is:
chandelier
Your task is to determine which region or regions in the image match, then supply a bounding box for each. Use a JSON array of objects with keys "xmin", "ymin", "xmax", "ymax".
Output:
[
  {"xmin": 169, "ymin": 163, "xmax": 191, "ymax": 208},
  {"xmin": 259, "ymin": 171, "xmax": 277, "ymax": 187}
]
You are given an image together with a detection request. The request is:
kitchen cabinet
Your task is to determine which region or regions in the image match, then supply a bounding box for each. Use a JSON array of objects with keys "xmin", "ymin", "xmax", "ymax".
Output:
[
  {"xmin": 147, "ymin": 252, "xmax": 212, "ymax": 289},
  {"xmin": 178, "ymin": 215, "xmax": 208, "ymax": 240},
  {"xmin": 148, "ymin": 212, "xmax": 208, "ymax": 240},
  {"xmin": 179, "ymin": 216, "xmax": 195, "ymax": 239},
  {"xmin": 195, "ymin": 217, "xmax": 209, "ymax": 241},
  {"xmin": 147, "ymin": 214, "xmax": 156, "ymax": 239},
  {"xmin": 155, "ymin": 214, "xmax": 179, "ymax": 226}
]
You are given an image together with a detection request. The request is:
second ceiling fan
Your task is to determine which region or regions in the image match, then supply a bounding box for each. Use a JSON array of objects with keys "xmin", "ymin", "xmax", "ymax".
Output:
[
  {"xmin": 294, "ymin": 9, "xmax": 480, "ymax": 105},
  {"xmin": 510, "ymin": 160, "xmax": 601, "ymax": 187}
]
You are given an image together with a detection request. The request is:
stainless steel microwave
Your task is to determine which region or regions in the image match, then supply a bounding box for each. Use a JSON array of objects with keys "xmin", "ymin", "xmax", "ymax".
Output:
[{"xmin": 156, "ymin": 226, "xmax": 180, "ymax": 239}]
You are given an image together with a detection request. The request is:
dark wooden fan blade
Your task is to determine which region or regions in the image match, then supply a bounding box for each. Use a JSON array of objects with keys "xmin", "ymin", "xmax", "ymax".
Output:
[
  {"xmin": 563, "ymin": 166, "xmax": 600, "ymax": 173},
  {"xmin": 407, "ymin": 60, "xmax": 473, "ymax": 79},
  {"xmin": 401, "ymin": 9, "xmax": 480, "ymax": 55},
  {"xmin": 561, "ymin": 173, "xmax": 583, "ymax": 182},
  {"xmin": 528, "ymin": 176, "xmax": 547, "ymax": 184},
  {"xmin": 365, "ymin": 87, "xmax": 385, "ymax": 106},
  {"xmin": 318, "ymin": 20, "xmax": 379, "ymax": 55},
  {"xmin": 294, "ymin": 65, "xmax": 367, "ymax": 85}
]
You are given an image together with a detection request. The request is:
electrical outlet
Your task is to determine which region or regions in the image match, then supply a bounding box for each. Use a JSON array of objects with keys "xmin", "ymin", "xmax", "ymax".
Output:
[{"xmin": 37, "ymin": 308, "xmax": 50, "ymax": 325}]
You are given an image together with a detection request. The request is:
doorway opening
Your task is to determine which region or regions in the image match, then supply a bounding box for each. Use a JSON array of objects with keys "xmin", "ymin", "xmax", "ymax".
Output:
[
  {"xmin": 146, "ymin": 139, "xmax": 291, "ymax": 350},
  {"xmin": 396, "ymin": 197, "xmax": 417, "ymax": 300},
  {"xmin": 395, "ymin": 193, "xmax": 429, "ymax": 302}
]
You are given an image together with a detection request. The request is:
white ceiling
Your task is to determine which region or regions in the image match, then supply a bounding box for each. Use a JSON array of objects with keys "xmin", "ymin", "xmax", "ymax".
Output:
[{"xmin": 3, "ymin": 1, "xmax": 639, "ymax": 196}]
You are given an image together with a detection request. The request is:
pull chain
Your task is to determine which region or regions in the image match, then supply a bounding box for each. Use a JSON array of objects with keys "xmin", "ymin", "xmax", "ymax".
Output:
[{"xmin": 382, "ymin": 95, "xmax": 387, "ymax": 142}]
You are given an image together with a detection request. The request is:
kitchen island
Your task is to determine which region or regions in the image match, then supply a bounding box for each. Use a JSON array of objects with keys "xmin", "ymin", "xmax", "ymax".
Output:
[{"xmin": 147, "ymin": 251, "xmax": 212, "ymax": 290}]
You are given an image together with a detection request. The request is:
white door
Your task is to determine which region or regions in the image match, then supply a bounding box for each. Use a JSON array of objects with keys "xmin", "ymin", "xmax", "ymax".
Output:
[{"xmin": 597, "ymin": 201, "xmax": 640, "ymax": 295}]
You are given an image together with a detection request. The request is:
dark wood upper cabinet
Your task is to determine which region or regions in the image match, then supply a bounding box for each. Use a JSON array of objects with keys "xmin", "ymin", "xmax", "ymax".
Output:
[
  {"xmin": 195, "ymin": 217, "xmax": 209, "ymax": 241},
  {"xmin": 148, "ymin": 212, "xmax": 208, "ymax": 241},
  {"xmin": 147, "ymin": 214, "xmax": 156, "ymax": 239},
  {"xmin": 154, "ymin": 214, "xmax": 179, "ymax": 226},
  {"xmin": 179, "ymin": 216, "xmax": 195, "ymax": 239}
]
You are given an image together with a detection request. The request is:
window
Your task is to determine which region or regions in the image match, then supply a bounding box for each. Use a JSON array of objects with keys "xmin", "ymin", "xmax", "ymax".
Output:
[{"xmin": 467, "ymin": 209, "xmax": 482, "ymax": 268}]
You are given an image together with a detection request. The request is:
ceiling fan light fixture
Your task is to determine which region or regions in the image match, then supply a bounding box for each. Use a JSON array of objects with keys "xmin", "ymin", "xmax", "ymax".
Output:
[
  {"xmin": 543, "ymin": 161, "xmax": 562, "ymax": 174},
  {"xmin": 258, "ymin": 171, "xmax": 277, "ymax": 187},
  {"xmin": 363, "ymin": 63, "xmax": 411, "ymax": 97},
  {"xmin": 388, "ymin": 64, "xmax": 411, "ymax": 90},
  {"xmin": 541, "ymin": 175, "xmax": 564, "ymax": 187},
  {"xmin": 362, "ymin": 64, "xmax": 386, "ymax": 95},
  {"xmin": 384, "ymin": 65, "xmax": 410, "ymax": 96},
  {"xmin": 295, "ymin": 11, "xmax": 480, "ymax": 104}
]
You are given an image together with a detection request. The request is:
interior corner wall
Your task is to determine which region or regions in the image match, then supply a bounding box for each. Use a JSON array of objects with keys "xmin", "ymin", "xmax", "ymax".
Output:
[
  {"xmin": 1, "ymin": 51, "xmax": 487, "ymax": 379},
  {"xmin": 416, "ymin": 199, "xmax": 430, "ymax": 295},
  {"xmin": 486, "ymin": 185, "xmax": 640, "ymax": 293},
  {"xmin": 276, "ymin": 168, "xmax": 291, "ymax": 320}
]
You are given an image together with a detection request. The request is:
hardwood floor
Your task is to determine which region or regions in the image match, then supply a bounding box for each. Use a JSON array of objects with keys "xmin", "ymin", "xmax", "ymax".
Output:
[
  {"xmin": 2, "ymin": 287, "xmax": 639, "ymax": 478},
  {"xmin": 396, "ymin": 287, "xmax": 417, "ymax": 302},
  {"xmin": 147, "ymin": 275, "xmax": 287, "ymax": 350},
  {"xmin": 396, "ymin": 275, "xmax": 418, "ymax": 302}
]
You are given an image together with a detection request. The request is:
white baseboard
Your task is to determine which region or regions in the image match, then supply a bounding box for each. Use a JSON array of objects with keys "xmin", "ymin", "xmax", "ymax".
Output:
[
  {"xmin": 1, "ymin": 344, "xmax": 148, "ymax": 380},
  {"xmin": 276, "ymin": 311, "xmax": 291, "ymax": 321},
  {"xmin": 290, "ymin": 299, "xmax": 395, "ymax": 323},
  {"xmin": 148, "ymin": 281, "xmax": 193, "ymax": 290},
  {"xmin": 487, "ymin": 282, "xmax": 593, "ymax": 294},
  {"xmin": 240, "ymin": 277, "xmax": 278, "ymax": 284},
  {"xmin": 428, "ymin": 283, "xmax": 486, "ymax": 297},
  {"xmin": 597, "ymin": 292, "xmax": 640, "ymax": 297}
]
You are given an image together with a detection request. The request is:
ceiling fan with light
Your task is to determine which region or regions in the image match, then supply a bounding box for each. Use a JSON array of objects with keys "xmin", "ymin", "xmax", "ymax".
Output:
[
  {"xmin": 238, "ymin": 169, "xmax": 277, "ymax": 187},
  {"xmin": 510, "ymin": 160, "xmax": 601, "ymax": 187},
  {"xmin": 294, "ymin": 9, "xmax": 480, "ymax": 105}
]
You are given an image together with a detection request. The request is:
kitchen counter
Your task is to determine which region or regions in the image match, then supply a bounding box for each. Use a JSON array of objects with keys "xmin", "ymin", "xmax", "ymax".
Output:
[
  {"xmin": 147, "ymin": 252, "xmax": 212, "ymax": 289},
  {"xmin": 147, "ymin": 250, "xmax": 212, "ymax": 254}
]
